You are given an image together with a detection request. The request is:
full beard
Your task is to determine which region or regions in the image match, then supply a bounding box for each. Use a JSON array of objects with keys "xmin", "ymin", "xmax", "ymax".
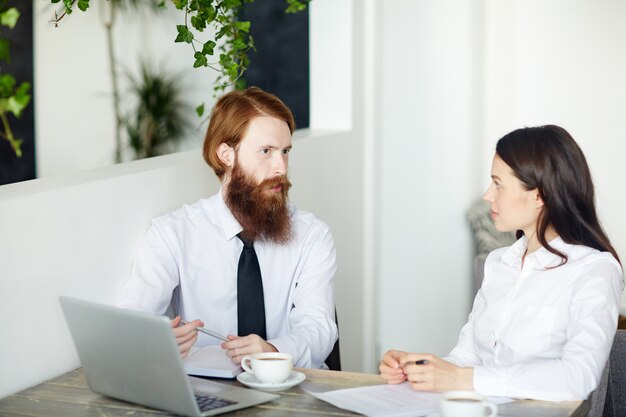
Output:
[{"xmin": 225, "ymin": 163, "xmax": 293, "ymax": 244}]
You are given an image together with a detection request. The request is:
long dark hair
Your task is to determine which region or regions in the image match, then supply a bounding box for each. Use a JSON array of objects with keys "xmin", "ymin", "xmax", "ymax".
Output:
[{"xmin": 496, "ymin": 125, "xmax": 620, "ymax": 265}]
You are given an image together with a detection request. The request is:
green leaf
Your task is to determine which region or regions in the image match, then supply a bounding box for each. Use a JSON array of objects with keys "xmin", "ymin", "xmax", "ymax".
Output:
[
  {"xmin": 202, "ymin": 40, "xmax": 216, "ymax": 55},
  {"xmin": 234, "ymin": 77, "xmax": 247, "ymax": 91},
  {"xmin": 285, "ymin": 0, "xmax": 309, "ymax": 14},
  {"xmin": 232, "ymin": 38, "xmax": 247, "ymax": 51},
  {"xmin": 190, "ymin": 15, "xmax": 206, "ymax": 31},
  {"xmin": 234, "ymin": 21, "xmax": 250, "ymax": 33},
  {"xmin": 195, "ymin": 103, "xmax": 205, "ymax": 117},
  {"xmin": 0, "ymin": 74, "xmax": 16, "ymax": 98},
  {"xmin": 171, "ymin": 0, "xmax": 188, "ymax": 10},
  {"xmin": 0, "ymin": 7, "xmax": 20, "ymax": 29},
  {"xmin": 226, "ymin": 62, "xmax": 239, "ymax": 80},
  {"xmin": 215, "ymin": 24, "xmax": 230, "ymax": 40},
  {"xmin": 15, "ymin": 82, "xmax": 31, "ymax": 104},
  {"xmin": 193, "ymin": 51, "xmax": 208, "ymax": 68},
  {"xmin": 63, "ymin": 0, "xmax": 75, "ymax": 14},
  {"xmin": 219, "ymin": 53, "xmax": 233, "ymax": 67},
  {"xmin": 0, "ymin": 39, "xmax": 10, "ymax": 63},
  {"xmin": 77, "ymin": 0, "xmax": 90, "ymax": 12},
  {"xmin": 3, "ymin": 82, "xmax": 31, "ymax": 117},
  {"xmin": 206, "ymin": 5, "xmax": 217, "ymax": 22},
  {"xmin": 222, "ymin": 0, "xmax": 242, "ymax": 10},
  {"xmin": 174, "ymin": 25, "xmax": 194, "ymax": 43}
]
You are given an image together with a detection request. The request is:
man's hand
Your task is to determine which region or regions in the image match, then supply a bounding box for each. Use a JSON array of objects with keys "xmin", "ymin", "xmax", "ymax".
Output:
[
  {"xmin": 399, "ymin": 353, "xmax": 474, "ymax": 392},
  {"xmin": 171, "ymin": 316, "xmax": 203, "ymax": 358},
  {"xmin": 221, "ymin": 334, "xmax": 277, "ymax": 364},
  {"xmin": 379, "ymin": 349, "xmax": 410, "ymax": 384}
]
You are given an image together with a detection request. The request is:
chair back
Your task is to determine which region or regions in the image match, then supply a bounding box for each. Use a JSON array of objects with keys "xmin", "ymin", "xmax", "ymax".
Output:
[
  {"xmin": 603, "ymin": 329, "xmax": 626, "ymax": 417},
  {"xmin": 324, "ymin": 310, "xmax": 341, "ymax": 371},
  {"xmin": 585, "ymin": 357, "xmax": 609, "ymax": 417}
]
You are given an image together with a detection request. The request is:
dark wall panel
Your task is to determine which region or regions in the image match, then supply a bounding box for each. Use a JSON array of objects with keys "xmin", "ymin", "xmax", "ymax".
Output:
[
  {"xmin": 241, "ymin": 0, "xmax": 309, "ymax": 129},
  {"xmin": 0, "ymin": 0, "xmax": 35, "ymax": 185}
]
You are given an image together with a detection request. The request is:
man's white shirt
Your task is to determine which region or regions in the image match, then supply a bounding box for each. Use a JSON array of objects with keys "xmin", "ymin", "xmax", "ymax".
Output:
[
  {"xmin": 118, "ymin": 190, "xmax": 338, "ymax": 368},
  {"xmin": 446, "ymin": 236, "xmax": 623, "ymax": 401}
]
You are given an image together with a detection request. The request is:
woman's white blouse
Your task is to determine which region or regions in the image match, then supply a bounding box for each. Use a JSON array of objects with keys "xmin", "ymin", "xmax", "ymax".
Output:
[{"xmin": 446, "ymin": 236, "xmax": 623, "ymax": 400}]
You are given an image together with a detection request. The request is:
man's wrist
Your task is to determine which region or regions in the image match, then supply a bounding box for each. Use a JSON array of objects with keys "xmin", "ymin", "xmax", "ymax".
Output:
[
  {"xmin": 265, "ymin": 341, "xmax": 278, "ymax": 353},
  {"xmin": 459, "ymin": 367, "xmax": 474, "ymax": 390}
]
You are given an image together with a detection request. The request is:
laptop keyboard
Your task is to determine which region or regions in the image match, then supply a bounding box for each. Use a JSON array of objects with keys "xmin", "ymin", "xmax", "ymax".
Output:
[{"xmin": 195, "ymin": 394, "xmax": 237, "ymax": 411}]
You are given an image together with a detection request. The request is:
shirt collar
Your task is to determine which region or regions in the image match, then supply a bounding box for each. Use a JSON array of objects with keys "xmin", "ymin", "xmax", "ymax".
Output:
[
  {"xmin": 502, "ymin": 235, "xmax": 567, "ymax": 269},
  {"xmin": 215, "ymin": 187, "xmax": 243, "ymax": 241}
]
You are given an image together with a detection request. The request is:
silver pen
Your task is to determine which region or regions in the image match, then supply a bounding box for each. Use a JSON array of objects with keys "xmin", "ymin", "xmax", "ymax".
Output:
[{"xmin": 180, "ymin": 319, "xmax": 229, "ymax": 342}]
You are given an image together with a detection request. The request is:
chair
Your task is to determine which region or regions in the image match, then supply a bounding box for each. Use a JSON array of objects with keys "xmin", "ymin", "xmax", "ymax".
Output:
[
  {"xmin": 602, "ymin": 329, "xmax": 626, "ymax": 417},
  {"xmin": 585, "ymin": 358, "xmax": 610, "ymax": 417},
  {"xmin": 324, "ymin": 310, "xmax": 342, "ymax": 371}
]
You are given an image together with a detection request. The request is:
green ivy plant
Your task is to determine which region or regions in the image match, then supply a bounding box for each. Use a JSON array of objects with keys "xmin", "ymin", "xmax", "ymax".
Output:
[
  {"xmin": 0, "ymin": 0, "xmax": 309, "ymax": 158},
  {"xmin": 0, "ymin": 3, "xmax": 31, "ymax": 157},
  {"xmin": 52, "ymin": 0, "xmax": 310, "ymax": 118}
]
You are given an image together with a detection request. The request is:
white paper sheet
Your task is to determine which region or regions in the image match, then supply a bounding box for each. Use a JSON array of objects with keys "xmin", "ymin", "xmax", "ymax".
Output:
[{"xmin": 310, "ymin": 383, "xmax": 513, "ymax": 417}]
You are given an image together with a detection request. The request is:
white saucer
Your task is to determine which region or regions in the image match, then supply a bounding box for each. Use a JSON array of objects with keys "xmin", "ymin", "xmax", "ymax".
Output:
[{"xmin": 236, "ymin": 371, "xmax": 306, "ymax": 392}]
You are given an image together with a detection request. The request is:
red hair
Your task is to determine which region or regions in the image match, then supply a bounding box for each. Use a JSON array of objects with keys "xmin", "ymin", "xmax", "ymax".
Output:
[{"xmin": 203, "ymin": 87, "xmax": 295, "ymax": 180}]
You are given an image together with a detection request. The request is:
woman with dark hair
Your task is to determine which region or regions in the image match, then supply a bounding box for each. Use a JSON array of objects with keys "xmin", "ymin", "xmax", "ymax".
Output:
[{"xmin": 380, "ymin": 125, "xmax": 623, "ymax": 401}]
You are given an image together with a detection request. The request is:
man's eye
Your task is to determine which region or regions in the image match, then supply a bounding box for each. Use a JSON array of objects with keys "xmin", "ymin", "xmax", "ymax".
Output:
[
  {"xmin": 261, "ymin": 149, "xmax": 270, "ymax": 154},
  {"xmin": 282, "ymin": 149, "xmax": 290, "ymax": 155}
]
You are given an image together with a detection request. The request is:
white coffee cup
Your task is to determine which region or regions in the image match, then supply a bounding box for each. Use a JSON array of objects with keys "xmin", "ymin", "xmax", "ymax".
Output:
[
  {"xmin": 440, "ymin": 391, "xmax": 497, "ymax": 417},
  {"xmin": 240, "ymin": 352, "xmax": 293, "ymax": 384}
]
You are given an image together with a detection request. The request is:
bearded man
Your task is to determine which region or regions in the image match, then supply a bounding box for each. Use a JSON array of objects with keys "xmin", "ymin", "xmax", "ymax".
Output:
[{"xmin": 117, "ymin": 87, "xmax": 337, "ymax": 369}]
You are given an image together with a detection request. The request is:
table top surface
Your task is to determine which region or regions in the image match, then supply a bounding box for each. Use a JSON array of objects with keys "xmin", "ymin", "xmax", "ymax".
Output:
[{"xmin": 0, "ymin": 368, "xmax": 589, "ymax": 417}]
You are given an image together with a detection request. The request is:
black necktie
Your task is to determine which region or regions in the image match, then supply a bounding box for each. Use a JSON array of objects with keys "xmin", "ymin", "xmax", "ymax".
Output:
[{"xmin": 236, "ymin": 233, "xmax": 267, "ymax": 339}]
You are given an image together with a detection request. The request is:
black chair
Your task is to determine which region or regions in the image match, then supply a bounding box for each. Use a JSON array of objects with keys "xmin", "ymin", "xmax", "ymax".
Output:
[
  {"xmin": 602, "ymin": 329, "xmax": 626, "ymax": 417},
  {"xmin": 324, "ymin": 310, "xmax": 341, "ymax": 371}
]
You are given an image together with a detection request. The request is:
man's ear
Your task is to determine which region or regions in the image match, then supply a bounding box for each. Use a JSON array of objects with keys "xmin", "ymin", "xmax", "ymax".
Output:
[{"xmin": 217, "ymin": 143, "xmax": 235, "ymax": 168}]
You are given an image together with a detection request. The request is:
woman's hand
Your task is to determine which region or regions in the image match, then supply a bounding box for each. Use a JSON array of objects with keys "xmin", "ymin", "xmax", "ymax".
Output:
[
  {"xmin": 379, "ymin": 350, "xmax": 410, "ymax": 384},
  {"xmin": 399, "ymin": 353, "xmax": 474, "ymax": 392}
]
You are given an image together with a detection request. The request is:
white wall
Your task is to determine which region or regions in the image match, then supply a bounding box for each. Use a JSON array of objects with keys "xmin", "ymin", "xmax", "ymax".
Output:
[
  {"xmin": 375, "ymin": 0, "xmax": 482, "ymax": 359},
  {"xmin": 0, "ymin": 151, "xmax": 217, "ymax": 397},
  {"xmin": 34, "ymin": 1, "xmax": 218, "ymax": 176}
]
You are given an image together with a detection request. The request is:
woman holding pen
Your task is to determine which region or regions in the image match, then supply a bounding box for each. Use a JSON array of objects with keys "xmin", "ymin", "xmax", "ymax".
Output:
[{"xmin": 380, "ymin": 125, "xmax": 623, "ymax": 401}]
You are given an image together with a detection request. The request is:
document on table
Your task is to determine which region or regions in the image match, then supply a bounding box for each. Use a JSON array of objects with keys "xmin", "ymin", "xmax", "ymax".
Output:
[
  {"xmin": 310, "ymin": 382, "xmax": 513, "ymax": 417},
  {"xmin": 183, "ymin": 345, "xmax": 242, "ymax": 378}
]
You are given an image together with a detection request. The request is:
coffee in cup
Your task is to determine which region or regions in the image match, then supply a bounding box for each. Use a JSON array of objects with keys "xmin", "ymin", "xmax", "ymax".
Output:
[
  {"xmin": 440, "ymin": 391, "xmax": 497, "ymax": 417},
  {"xmin": 240, "ymin": 352, "xmax": 293, "ymax": 384}
]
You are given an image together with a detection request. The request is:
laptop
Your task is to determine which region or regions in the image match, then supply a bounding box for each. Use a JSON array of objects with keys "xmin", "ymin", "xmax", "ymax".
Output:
[{"xmin": 59, "ymin": 296, "xmax": 279, "ymax": 416}]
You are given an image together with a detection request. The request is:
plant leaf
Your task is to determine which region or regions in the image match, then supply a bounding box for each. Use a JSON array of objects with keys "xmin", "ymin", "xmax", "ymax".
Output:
[
  {"xmin": 195, "ymin": 103, "xmax": 204, "ymax": 117},
  {"xmin": 175, "ymin": 25, "xmax": 194, "ymax": 43},
  {"xmin": 193, "ymin": 51, "xmax": 208, "ymax": 68},
  {"xmin": 0, "ymin": 7, "xmax": 20, "ymax": 29},
  {"xmin": 77, "ymin": 0, "xmax": 90, "ymax": 12},
  {"xmin": 202, "ymin": 40, "xmax": 216, "ymax": 55}
]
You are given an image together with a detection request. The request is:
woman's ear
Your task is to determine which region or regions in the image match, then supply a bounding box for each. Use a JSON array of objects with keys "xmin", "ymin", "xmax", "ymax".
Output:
[
  {"xmin": 533, "ymin": 190, "xmax": 545, "ymax": 209},
  {"xmin": 217, "ymin": 143, "xmax": 235, "ymax": 168}
]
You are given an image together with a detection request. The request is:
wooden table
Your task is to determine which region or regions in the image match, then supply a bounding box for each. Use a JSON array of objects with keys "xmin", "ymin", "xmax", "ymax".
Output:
[{"xmin": 0, "ymin": 368, "xmax": 589, "ymax": 417}]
